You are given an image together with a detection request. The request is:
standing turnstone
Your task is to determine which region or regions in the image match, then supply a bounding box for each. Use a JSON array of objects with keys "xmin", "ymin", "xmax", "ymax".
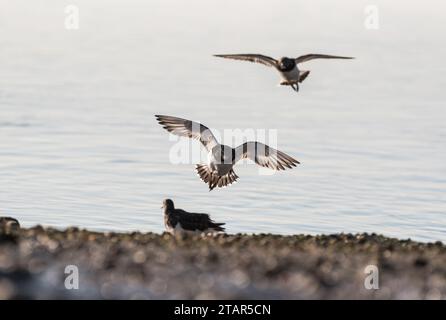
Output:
[
  {"xmin": 0, "ymin": 217, "xmax": 20, "ymax": 228},
  {"xmin": 214, "ymin": 53, "xmax": 354, "ymax": 92},
  {"xmin": 155, "ymin": 115, "xmax": 299, "ymax": 191},
  {"xmin": 162, "ymin": 199, "xmax": 225, "ymax": 235}
]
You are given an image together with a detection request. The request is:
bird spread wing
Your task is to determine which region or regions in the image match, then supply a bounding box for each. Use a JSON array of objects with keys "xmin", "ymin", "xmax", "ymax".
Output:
[
  {"xmin": 214, "ymin": 54, "xmax": 278, "ymax": 68},
  {"xmin": 234, "ymin": 142, "xmax": 299, "ymax": 171},
  {"xmin": 155, "ymin": 115, "xmax": 218, "ymax": 151},
  {"xmin": 295, "ymin": 54, "xmax": 354, "ymax": 64},
  {"xmin": 174, "ymin": 210, "xmax": 225, "ymax": 232}
]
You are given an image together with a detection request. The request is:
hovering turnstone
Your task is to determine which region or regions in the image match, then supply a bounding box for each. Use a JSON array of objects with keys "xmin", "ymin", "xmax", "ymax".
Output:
[
  {"xmin": 155, "ymin": 115, "xmax": 299, "ymax": 191},
  {"xmin": 214, "ymin": 53, "xmax": 354, "ymax": 92},
  {"xmin": 162, "ymin": 199, "xmax": 225, "ymax": 235}
]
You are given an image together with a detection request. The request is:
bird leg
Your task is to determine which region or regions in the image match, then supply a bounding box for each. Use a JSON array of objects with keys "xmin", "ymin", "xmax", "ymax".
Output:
[{"xmin": 291, "ymin": 83, "xmax": 299, "ymax": 92}]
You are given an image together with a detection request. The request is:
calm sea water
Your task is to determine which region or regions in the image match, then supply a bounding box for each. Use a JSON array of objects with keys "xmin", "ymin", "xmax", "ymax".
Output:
[{"xmin": 1, "ymin": 0, "xmax": 445, "ymax": 242}]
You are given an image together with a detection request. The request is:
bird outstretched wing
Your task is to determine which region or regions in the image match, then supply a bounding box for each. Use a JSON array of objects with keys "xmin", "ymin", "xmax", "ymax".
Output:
[
  {"xmin": 214, "ymin": 54, "xmax": 278, "ymax": 68},
  {"xmin": 295, "ymin": 54, "xmax": 354, "ymax": 64},
  {"xmin": 155, "ymin": 115, "xmax": 219, "ymax": 152},
  {"xmin": 234, "ymin": 141, "xmax": 299, "ymax": 171}
]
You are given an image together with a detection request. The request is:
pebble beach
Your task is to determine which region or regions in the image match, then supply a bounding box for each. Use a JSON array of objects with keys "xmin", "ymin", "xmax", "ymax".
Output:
[{"xmin": 1, "ymin": 218, "xmax": 445, "ymax": 299}]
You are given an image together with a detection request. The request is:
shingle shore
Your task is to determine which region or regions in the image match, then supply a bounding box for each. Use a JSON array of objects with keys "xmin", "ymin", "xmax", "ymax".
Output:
[{"xmin": 0, "ymin": 220, "xmax": 445, "ymax": 299}]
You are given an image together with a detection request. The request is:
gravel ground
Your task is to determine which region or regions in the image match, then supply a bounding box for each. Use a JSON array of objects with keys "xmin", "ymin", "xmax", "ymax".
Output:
[{"xmin": 1, "ymin": 218, "xmax": 445, "ymax": 299}]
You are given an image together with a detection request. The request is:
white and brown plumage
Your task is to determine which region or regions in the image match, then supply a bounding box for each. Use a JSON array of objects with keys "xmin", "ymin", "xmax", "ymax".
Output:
[
  {"xmin": 162, "ymin": 199, "xmax": 225, "ymax": 235},
  {"xmin": 214, "ymin": 53, "xmax": 354, "ymax": 92},
  {"xmin": 155, "ymin": 115, "xmax": 299, "ymax": 191}
]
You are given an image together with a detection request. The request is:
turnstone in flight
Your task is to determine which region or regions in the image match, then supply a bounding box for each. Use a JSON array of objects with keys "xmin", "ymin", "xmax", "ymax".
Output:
[
  {"xmin": 214, "ymin": 53, "xmax": 354, "ymax": 92},
  {"xmin": 155, "ymin": 115, "xmax": 299, "ymax": 191},
  {"xmin": 162, "ymin": 199, "xmax": 225, "ymax": 235}
]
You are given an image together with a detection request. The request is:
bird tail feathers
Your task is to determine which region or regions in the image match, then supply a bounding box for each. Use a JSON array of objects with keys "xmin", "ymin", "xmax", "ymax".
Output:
[
  {"xmin": 210, "ymin": 222, "xmax": 226, "ymax": 232},
  {"xmin": 195, "ymin": 164, "xmax": 239, "ymax": 191}
]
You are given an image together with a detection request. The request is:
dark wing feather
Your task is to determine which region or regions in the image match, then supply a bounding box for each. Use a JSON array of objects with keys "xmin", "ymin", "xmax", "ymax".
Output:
[
  {"xmin": 214, "ymin": 54, "xmax": 278, "ymax": 67},
  {"xmin": 295, "ymin": 54, "xmax": 354, "ymax": 64},
  {"xmin": 234, "ymin": 141, "xmax": 299, "ymax": 171},
  {"xmin": 155, "ymin": 115, "xmax": 218, "ymax": 152},
  {"xmin": 176, "ymin": 209, "xmax": 225, "ymax": 232}
]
